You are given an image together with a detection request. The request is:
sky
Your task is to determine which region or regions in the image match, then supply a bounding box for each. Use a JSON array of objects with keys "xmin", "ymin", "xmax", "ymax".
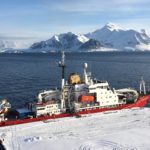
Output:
[{"xmin": 0, "ymin": 0, "xmax": 150, "ymax": 41}]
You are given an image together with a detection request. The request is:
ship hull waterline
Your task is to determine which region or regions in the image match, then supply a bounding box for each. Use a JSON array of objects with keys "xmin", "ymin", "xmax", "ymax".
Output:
[{"xmin": 0, "ymin": 94, "xmax": 150, "ymax": 127}]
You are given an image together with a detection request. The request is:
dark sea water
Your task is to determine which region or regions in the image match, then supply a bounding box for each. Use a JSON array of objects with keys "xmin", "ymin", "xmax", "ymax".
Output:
[{"xmin": 0, "ymin": 52, "xmax": 150, "ymax": 108}]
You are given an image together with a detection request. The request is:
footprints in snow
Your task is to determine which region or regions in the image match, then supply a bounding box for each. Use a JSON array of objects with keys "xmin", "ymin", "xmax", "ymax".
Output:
[
  {"xmin": 77, "ymin": 140, "xmax": 137, "ymax": 150},
  {"xmin": 24, "ymin": 136, "xmax": 42, "ymax": 143}
]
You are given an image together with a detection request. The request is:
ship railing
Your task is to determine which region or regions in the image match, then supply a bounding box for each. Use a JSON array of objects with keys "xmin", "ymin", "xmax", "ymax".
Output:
[{"xmin": 75, "ymin": 103, "xmax": 125, "ymax": 111}]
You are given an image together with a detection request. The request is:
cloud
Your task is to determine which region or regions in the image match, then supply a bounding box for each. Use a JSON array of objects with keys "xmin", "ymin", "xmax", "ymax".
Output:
[
  {"xmin": 0, "ymin": 0, "xmax": 150, "ymax": 39},
  {"xmin": 49, "ymin": 0, "xmax": 150, "ymax": 13},
  {"xmin": 0, "ymin": 35, "xmax": 37, "ymax": 40},
  {"xmin": 118, "ymin": 18, "xmax": 150, "ymax": 33},
  {"xmin": 0, "ymin": 33, "xmax": 42, "ymax": 49}
]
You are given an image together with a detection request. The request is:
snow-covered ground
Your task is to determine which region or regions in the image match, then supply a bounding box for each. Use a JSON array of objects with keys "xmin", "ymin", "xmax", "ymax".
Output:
[{"xmin": 1, "ymin": 108, "xmax": 150, "ymax": 150}]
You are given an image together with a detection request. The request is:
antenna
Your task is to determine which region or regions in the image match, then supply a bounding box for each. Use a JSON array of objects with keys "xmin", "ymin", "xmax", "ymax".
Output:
[
  {"xmin": 139, "ymin": 76, "xmax": 146, "ymax": 95},
  {"xmin": 83, "ymin": 63, "xmax": 93, "ymax": 85},
  {"xmin": 83, "ymin": 63, "xmax": 88, "ymax": 84}
]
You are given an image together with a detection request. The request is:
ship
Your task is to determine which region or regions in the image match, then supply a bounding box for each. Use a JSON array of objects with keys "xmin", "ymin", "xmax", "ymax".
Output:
[{"xmin": 0, "ymin": 52, "xmax": 150, "ymax": 127}]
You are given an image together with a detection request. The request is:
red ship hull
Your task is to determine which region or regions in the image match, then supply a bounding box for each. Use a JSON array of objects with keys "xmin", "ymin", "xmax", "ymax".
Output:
[{"xmin": 0, "ymin": 94, "xmax": 150, "ymax": 127}]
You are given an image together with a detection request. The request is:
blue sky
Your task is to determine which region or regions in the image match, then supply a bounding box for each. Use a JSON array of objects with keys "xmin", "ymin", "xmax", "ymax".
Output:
[{"xmin": 0, "ymin": 0, "xmax": 150, "ymax": 40}]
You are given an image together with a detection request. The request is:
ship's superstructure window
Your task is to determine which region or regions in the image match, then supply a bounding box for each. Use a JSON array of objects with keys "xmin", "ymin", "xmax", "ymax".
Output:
[{"xmin": 37, "ymin": 108, "xmax": 45, "ymax": 110}]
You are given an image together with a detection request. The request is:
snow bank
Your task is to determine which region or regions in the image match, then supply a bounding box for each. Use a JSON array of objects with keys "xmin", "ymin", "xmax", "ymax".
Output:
[{"xmin": 1, "ymin": 108, "xmax": 150, "ymax": 150}]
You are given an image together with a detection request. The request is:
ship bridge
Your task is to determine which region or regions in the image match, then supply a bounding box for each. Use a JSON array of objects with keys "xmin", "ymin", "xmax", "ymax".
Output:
[{"xmin": 89, "ymin": 81, "xmax": 110, "ymax": 90}]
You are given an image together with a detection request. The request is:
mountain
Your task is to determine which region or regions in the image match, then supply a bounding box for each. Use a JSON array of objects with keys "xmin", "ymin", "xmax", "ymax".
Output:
[
  {"xmin": 30, "ymin": 23, "xmax": 150, "ymax": 52},
  {"xmin": 30, "ymin": 32, "xmax": 89, "ymax": 52},
  {"xmin": 80, "ymin": 39, "xmax": 101, "ymax": 50},
  {"xmin": 1, "ymin": 23, "xmax": 150, "ymax": 52},
  {"xmin": 86, "ymin": 23, "xmax": 150, "ymax": 51}
]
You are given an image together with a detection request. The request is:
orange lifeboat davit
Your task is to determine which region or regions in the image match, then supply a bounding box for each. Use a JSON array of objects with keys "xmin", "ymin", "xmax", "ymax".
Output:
[{"xmin": 79, "ymin": 95, "xmax": 94, "ymax": 103}]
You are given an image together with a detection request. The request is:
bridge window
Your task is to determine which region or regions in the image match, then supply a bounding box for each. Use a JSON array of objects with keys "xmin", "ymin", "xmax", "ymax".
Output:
[{"xmin": 37, "ymin": 108, "xmax": 45, "ymax": 110}]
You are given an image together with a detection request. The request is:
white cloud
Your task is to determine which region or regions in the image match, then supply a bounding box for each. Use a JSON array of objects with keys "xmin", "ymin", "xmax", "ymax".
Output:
[
  {"xmin": 0, "ymin": 0, "xmax": 150, "ymax": 39},
  {"xmin": 118, "ymin": 18, "xmax": 150, "ymax": 33},
  {"xmin": 49, "ymin": 0, "xmax": 150, "ymax": 13}
]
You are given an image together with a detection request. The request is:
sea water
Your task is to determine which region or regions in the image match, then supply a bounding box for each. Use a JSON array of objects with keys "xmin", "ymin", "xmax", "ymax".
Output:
[{"xmin": 0, "ymin": 52, "xmax": 150, "ymax": 108}]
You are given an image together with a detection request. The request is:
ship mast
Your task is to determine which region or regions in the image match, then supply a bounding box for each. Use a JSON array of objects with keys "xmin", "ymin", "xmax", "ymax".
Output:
[
  {"xmin": 139, "ymin": 76, "xmax": 146, "ymax": 95},
  {"xmin": 59, "ymin": 51, "xmax": 65, "ymax": 89},
  {"xmin": 59, "ymin": 51, "xmax": 66, "ymax": 109}
]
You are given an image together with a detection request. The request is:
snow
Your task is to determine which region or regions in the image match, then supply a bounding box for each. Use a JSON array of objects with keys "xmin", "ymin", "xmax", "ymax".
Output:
[
  {"xmin": 52, "ymin": 35, "xmax": 60, "ymax": 42},
  {"xmin": 1, "ymin": 108, "xmax": 150, "ymax": 150},
  {"xmin": 136, "ymin": 44, "xmax": 150, "ymax": 51},
  {"xmin": 77, "ymin": 34, "xmax": 89, "ymax": 43},
  {"xmin": 50, "ymin": 32, "xmax": 89, "ymax": 44},
  {"xmin": 31, "ymin": 32, "xmax": 90, "ymax": 52},
  {"xmin": 86, "ymin": 23, "xmax": 150, "ymax": 51},
  {"xmin": 87, "ymin": 47, "xmax": 118, "ymax": 52},
  {"xmin": 103, "ymin": 22, "xmax": 125, "ymax": 31}
]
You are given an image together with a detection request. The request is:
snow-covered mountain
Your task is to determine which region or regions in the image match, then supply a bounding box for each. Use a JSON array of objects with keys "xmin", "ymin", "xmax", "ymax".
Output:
[
  {"xmin": 86, "ymin": 23, "xmax": 150, "ymax": 51},
  {"xmin": 30, "ymin": 32, "xmax": 90, "ymax": 52},
  {"xmin": 30, "ymin": 23, "xmax": 150, "ymax": 52},
  {"xmin": 1, "ymin": 23, "xmax": 150, "ymax": 52}
]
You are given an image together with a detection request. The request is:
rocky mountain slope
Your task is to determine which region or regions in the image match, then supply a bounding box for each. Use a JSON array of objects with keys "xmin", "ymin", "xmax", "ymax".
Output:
[{"xmin": 80, "ymin": 39, "xmax": 101, "ymax": 50}]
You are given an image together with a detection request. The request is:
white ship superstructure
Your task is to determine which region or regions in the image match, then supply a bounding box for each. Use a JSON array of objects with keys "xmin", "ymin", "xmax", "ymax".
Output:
[
  {"xmin": 32, "ymin": 101, "xmax": 65, "ymax": 117},
  {"xmin": 31, "ymin": 87, "xmax": 67, "ymax": 117},
  {"xmin": 32, "ymin": 52, "xmax": 139, "ymax": 117},
  {"xmin": 88, "ymin": 81, "xmax": 119, "ymax": 106},
  {"xmin": 83, "ymin": 63, "xmax": 120, "ymax": 106}
]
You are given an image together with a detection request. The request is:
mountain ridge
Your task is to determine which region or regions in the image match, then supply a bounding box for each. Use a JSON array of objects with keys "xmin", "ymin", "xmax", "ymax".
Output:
[
  {"xmin": 86, "ymin": 23, "xmax": 150, "ymax": 51},
  {"xmin": 1, "ymin": 23, "xmax": 150, "ymax": 52}
]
